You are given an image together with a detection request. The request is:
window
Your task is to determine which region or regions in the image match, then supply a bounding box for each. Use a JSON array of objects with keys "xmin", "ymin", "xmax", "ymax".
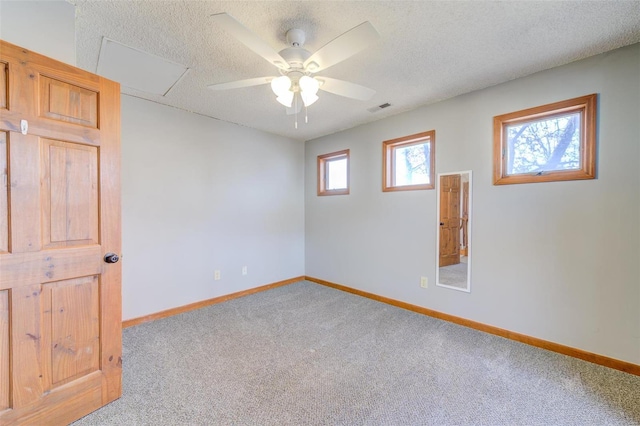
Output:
[
  {"xmin": 383, "ymin": 130, "xmax": 435, "ymax": 192},
  {"xmin": 317, "ymin": 149, "xmax": 349, "ymax": 196},
  {"xmin": 493, "ymin": 94, "xmax": 597, "ymax": 185}
]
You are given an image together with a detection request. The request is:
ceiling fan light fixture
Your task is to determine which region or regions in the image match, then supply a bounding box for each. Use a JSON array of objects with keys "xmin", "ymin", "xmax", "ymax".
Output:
[
  {"xmin": 299, "ymin": 76, "xmax": 319, "ymax": 94},
  {"xmin": 271, "ymin": 75, "xmax": 292, "ymax": 97},
  {"xmin": 301, "ymin": 92, "xmax": 319, "ymax": 107},
  {"xmin": 276, "ymin": 91, "xmax": 294, "ymax": 107}
]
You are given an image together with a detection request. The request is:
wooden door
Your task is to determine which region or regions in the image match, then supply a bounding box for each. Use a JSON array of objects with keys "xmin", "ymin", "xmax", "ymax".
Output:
[
  {"xmin": 439, "ymin": 174, "xmax": 460, "ymax": 267},
  {"xmin": 0, "ymin": 40, "xmax": 122, "ymax": 425},
  {"xmin": 460, "ymin": 181, "xmax": 469, "ymax": 255}
]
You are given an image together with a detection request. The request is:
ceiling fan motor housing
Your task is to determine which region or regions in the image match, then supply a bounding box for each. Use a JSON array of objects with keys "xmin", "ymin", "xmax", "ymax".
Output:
[
  {"xmin": 279, "ymin": 46, "xmax": 311, "ymax": 71},
  {"xmin": 286, "ymin": 28, "xmax": 306, "ymax": 47}
]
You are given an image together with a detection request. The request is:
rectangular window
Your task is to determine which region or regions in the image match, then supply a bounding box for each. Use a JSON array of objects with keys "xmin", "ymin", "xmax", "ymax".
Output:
[
  {"xmin": 493, "ymin": 94, "xmax": 597, "ymax": 185},
  {"xmin": 383, "ymin": 130, "xmax": 435, "ymax": 192},
  {"xmin": 318, "ymin": 149, "xmax": 349, "ymax": 196}
]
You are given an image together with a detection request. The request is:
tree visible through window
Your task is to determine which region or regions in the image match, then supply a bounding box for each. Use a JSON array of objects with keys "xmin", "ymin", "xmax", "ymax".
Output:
[
  {"xmin": 394, "ymin": 143, "xmax": 431, "ymax": 186},
  {"xmin": 494, "ymin": 94, "xmax": 596, "ymax": 185},
  {"xmin": 383, "ymin": 130, "xmax": 435, "ymax": 191},
  {"xmin": 506, "ymin": 112, "xmax": 580, "ymax": 174}
]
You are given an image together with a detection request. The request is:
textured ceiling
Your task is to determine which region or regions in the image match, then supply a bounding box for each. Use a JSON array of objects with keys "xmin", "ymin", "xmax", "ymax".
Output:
[{"xmin": 71, "ymin": 1, "xmax": 640, "ymax": 142}]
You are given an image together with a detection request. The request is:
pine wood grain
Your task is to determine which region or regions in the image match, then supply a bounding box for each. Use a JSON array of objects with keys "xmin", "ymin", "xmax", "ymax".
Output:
[
  {"xmin": 0, "ymin": 62, "xmax": 7, "ymax": 110},
  {"xmin": 0, "ymin": 246, "xmax": 102, "ymax": 290},
  {"xmin": 10, "ymin": 284, "xmax": 46, "ymax": 409},
  {"xmin": 97, "ymin": 75, "xmax": 123, "ymax": 405},
  {"xmin": 40, "ymin": 76, "xmax": 98, "ymax": 128},
  {"xmin": 44, "ymin": 276, "xmax": 100, "ymax": 387},
  {"xmin": 0, "ymin": 290, "xmax": 9, "ymax": 411},
  {"xmin": 0, "ymin": 40, "xmax": 122, "ymax": 424},
  {"xmin": 0, "ymin": 131, "xmax": 7, "ymax": 253},
  {"xmin": 41, "ymin": 139, "xmax": 99, "ymax": 248},
  {"xmin": 8, "ymin": 132, "xmax": 41, "ymax": 253}
]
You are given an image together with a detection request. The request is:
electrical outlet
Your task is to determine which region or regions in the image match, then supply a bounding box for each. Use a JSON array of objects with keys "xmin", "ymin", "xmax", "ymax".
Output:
[
  {"xmin": 420, "ymin": 276, "xmax": 428, "ymax": 288},
  {"xmin": 242, "ymin": 266, "xmax": 247, "ymax": 275},
  {"xmin": 214, "ymin": 270, "xmax": 221, "ymax": 280}
]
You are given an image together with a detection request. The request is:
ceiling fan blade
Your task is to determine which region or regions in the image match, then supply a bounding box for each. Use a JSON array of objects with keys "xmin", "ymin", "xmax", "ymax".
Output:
[
  {"xmin": 211, "ymin": 13, "xmax": 290, "ymax": 70},
  {"xmin": 207, "ymin": 76, "xmax": 276, "ymax": 91},
  {"xmin": 286, "ymin": 94, "xmax": 303, "ymax": 115},
  {"xmin": 304, "ymin": 21, "xmax": 379, "ymax": 73},
  {"xmin": 316, "ymin": 77, "xmax": 376, "ymax": 101}
]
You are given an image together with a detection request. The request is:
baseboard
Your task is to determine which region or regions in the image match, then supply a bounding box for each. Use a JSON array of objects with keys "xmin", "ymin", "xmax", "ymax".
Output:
[
  {"xmin": 305, "ymin": 276, "xmax": 640, "ymax": 377},
  {"xmin": 122, "ymin": 276, "xmax": 305, "ymax": 329}
]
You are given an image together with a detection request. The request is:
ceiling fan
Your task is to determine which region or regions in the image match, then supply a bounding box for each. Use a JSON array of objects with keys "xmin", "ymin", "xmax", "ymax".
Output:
[{"xmin": 208, "ymin": 13, "xmax": 380, "ymax": 122}]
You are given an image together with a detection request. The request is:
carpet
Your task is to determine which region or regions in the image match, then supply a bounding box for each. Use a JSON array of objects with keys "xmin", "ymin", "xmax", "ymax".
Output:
[{"xmin": 74, "ymin": 281, "xmax": 640, "ymax": 425}]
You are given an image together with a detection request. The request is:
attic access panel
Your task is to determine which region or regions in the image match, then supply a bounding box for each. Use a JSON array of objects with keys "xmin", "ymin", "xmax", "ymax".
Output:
[{"xmin": 97, "ymin": 37, "xmax": 189, "ymax": 96}]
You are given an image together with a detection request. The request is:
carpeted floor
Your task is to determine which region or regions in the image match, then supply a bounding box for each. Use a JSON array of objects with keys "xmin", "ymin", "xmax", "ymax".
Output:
[
  {"xmin": 438, "ymin": 256, "xmax": 468, "ymax": 288},
  {"xmin": 74, "ymin": 281, "xmax": 640, "ymax": 425}
]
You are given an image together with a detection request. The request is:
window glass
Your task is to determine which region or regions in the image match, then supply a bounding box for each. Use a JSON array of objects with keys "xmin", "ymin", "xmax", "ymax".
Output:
[
  {"xmin": 506, "ymin": 112, "xmax": 581, "ymax": 175},
  {"xmin": 317, "ymin": 149, "xmax": 349, "ymax": 196},
  {"xmin": 326, "ymin": 157, "xmax": 348, "ymax": 190},
  {"xmin": 493, "ymin": 94, "xmax": 596, "ymax": 185},
  {"xmin": 394, "ymin": 142, "xmax": 430, "ymax": 186},
  {"xmin": 383, "ymin": 131, "xmax": 435, "ymax": 192}
]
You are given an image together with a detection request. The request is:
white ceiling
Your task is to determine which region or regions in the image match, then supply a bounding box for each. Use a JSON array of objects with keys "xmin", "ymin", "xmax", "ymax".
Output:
[{"xmin": 71, "ymin": 1, "xmax": 640, "ymax": 142}]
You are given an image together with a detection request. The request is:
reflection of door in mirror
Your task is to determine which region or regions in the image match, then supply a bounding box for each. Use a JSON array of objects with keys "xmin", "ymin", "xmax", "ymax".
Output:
[
  {"xmin": 439, "ymin": 174, "xmax": 461, "ymax": 267},
  {"xmin": 461, "ymin": 179, "xmax": 469, "ymax": 256},
  {"xmin": 436, "ymin": 170, "xmax": 471, "ymax": 292}
]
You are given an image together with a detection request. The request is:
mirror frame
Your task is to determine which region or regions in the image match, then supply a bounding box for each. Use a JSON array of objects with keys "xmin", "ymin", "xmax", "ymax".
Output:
[{"xmin": 435, "ymin": 170, "xmax": 472, "ymax": 293}]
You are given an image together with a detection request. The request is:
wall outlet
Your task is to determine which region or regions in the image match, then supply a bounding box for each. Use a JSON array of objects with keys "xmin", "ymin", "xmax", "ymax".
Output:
[
  {"xmin": 420, "ymin": 276, "xmax": 428, "ymax": 288},
  {"xmin": 214, "ymin": 270, "xmax": 221, "ymax": 280},
  {"xmin": 242, "ymin": 266, "xmax": 247, "ymax": 275}
]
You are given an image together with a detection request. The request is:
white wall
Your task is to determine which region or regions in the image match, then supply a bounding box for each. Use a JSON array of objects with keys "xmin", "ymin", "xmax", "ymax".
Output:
[
  {"xmin": 122, "ymin": 96, "xmax": 305, "ymax": 320},
  {"xmin": 305, "ymin": 43, "xmax": 640, "ymax": 365},
  {"xmin": 0, "ymin": 1, "xmax": 76, "ymax": 65}
]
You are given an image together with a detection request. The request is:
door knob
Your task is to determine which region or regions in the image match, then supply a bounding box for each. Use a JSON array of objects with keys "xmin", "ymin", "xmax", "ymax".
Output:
[{"xmin": 104, "ymin": 253, "xmax": 120, "ymax": 264}]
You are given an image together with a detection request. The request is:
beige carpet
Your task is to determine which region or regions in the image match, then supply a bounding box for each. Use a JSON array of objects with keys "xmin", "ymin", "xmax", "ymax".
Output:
[{"xmin": 74, "ymin": 281, "xmax": 640, "ymax": 425}]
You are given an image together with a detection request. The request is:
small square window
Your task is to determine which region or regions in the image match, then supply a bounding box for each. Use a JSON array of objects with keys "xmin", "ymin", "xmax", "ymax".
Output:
[
  {"xmin": 493, "ymin": 94, "xmax": 597, "ymax": 185},
  {"xmin": 318, "ymin": 149, "xmax": 349, "ymax": 196},
  {"xmin": 383, "ymin": 131, "xmax": 435, "ymax": 192}
]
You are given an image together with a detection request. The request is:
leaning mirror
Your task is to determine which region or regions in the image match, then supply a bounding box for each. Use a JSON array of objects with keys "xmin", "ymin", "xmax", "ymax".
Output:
[{"xmin": 436, "ymin": 171, "xmax": 472, "ymax": 292}]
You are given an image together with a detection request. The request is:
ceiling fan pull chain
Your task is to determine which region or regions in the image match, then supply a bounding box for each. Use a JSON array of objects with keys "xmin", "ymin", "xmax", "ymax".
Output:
[
  {"xmin": 305, "ymin": 106, "xmax": 308, "ymax": 124},
  {"xmin": 294, "ymin": 95, "xmax": 298, "ymax": 129}
]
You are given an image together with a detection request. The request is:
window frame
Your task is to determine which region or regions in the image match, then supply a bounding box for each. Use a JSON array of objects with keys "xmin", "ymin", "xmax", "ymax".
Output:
[
  {"xmin": 317, "ymin": 149, "xmax": 350, "ymax": 196},
  {"xmin": 493, "ymin": 94, "xmax": 597, "ymax": 185},
  {"xmin": 383, "ymin": 130, "xmax": 436, "ymax": 192}
]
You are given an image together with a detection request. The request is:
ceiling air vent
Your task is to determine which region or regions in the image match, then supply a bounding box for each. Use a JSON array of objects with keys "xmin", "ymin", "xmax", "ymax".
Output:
[{"xmin": 367, "ymin": 103, "xmax": 391, "ymax": 113}]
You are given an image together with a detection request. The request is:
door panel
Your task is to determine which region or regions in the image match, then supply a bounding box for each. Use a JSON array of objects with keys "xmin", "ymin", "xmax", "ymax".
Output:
[
  {"xmin": 41, "ymin": 139, "xmax": 99, "ymax": 249},
  {"xmin": 0, "ymin": 40, "xmax": 121, "ymax": 425},
  {"xmin": 39, "ymin": 76, "xmax": 99, "ymax": 128},
  {"xmin": 0, "ymin": 289, "xmax": 9, "ymax": 411},
  {"xmin": 9, "ymin": 132, "xmax": 42, "ymax": 253},
  {"xmin": 0, "ymin": 62, "xmax": 7, "ymax": 110},
  {"xmin": 0, "ymin": 132, "xmax": 7, "ymax": 253},
  {"xmin": 439, "ymin": 174, "xmax": 461, "ymax": 267},
  {"xmin": 10, "ymin": 284, "xmax": 45, "ymax": 408},
  {"xmin": 44, "ymin": 275, "xmax": 100, "ymax": 387}
]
